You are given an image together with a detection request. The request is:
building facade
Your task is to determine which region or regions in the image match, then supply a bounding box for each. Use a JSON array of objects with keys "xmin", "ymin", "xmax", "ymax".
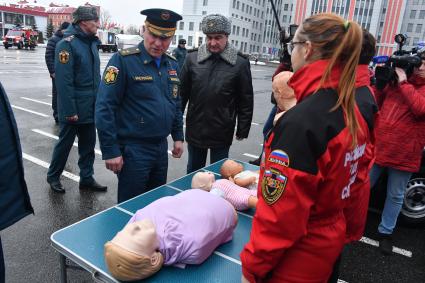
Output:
[{"xmin": 173, "ymin": 0, "xmax": 424, "ymax": 58}]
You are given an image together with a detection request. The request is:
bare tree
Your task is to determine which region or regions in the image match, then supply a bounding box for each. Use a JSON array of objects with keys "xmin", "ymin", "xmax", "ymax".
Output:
[
  {"xmin": 100, "ymin": 8, "xmax": 112, "ymax": 30},
  {"xmin": 125, "ymin": 25, "xmax": 140, "ymax": 35}
]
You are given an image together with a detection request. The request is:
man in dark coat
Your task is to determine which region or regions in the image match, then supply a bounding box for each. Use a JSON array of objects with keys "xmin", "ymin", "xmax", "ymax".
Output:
[
  {"xmin": 0, "ymin": 82, "xmax": 34, "ymax": 283},
  {"xmin": 45, "ymin": 21, "xmax": 70, "ymax": 123},
  {"xmin": 172, "ymin": 38, "xmax": 187, "ymax": 69},
  {"xmin": 180, "ymin": 14, "xmax": 254, "ymax": 173},
  {"xmin": 47, "ymin": 6, "xmax": 106, "ymax": 193}
]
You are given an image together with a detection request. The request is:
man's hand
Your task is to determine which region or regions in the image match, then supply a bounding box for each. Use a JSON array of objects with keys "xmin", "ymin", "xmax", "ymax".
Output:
[
  {"xmin": 172, "ymin": 141, "xmax": 184, "ymax": 158},
  {"xmin": 105, "ymin": 156, "xmax": 124, "ymax": 174},
  {"xmin": 395, "ymin": 67, "xmax": 407, "ymax": 83},
  {"xmin": 241, "ymin": 275, "xmax": 250, "ymax": 283},
  {"xmin": 65, "ymin": 115, "xmax": 79, "ymax": 122}
]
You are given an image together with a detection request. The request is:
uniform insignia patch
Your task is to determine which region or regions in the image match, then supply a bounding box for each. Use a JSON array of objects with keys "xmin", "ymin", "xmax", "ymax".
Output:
[
  {"xmin": 161, "ymin": 11, "xmax": 170, "ymax": 20},
  {"xmin": 104, "ymin": 66, "xmax": 119, "ymax": 84},
  {"xmin": 268, "ymin": 150, "xmax": 290, "ymax": 167},
  {"xmin": 172, "ymin": 84, "xmax": 179, "ymax": 98},
  {"xmin": 169, "ymin": 77, "xmax": 179, "ymax": 83},
  {"xmin": 261, "ymin": 168, "xmax": 287, "ymax": 205},
  {"xmin": 58, "ymin": 50, "xmax": 70, "ymax": 64},
  {"xmin": 133, "ymin": 76, "xmax": 153, "ymax": 81},
  {"xmin": 168, "ymin": 70, "xmax": 177, "ymax": 76}
]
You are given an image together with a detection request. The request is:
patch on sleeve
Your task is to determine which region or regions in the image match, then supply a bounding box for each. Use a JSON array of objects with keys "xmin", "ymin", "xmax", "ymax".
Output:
[
  {"xmin": 103, "ymin": 66, "xmax": 119, "ymax": 84},
  {"xmin": 261, "ymin": 168, "xmax": 287, "ymax": 205},
  {"xmin": 58, "ymin": 50, "xmax": 70, "ymax": 64},
  {"xmin": 268, "ymin": 150, "xmax": 290, "ymax": 167}
]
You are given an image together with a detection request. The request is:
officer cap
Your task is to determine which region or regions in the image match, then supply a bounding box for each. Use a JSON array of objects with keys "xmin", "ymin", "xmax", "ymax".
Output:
[
  {"xmin": 201, "ymin": 14, "xmax": 231, "ymax": 35},
  {"xmin": 141, "ymin": 8, "xmax": 183, "ymax": 38},
  {"xmin": 178, "ymin": 38, "xmax": 186, "ymax": 44},
  {"xmin": 72, "ymin": 6, "xmax": 99, "ymax": 24}
]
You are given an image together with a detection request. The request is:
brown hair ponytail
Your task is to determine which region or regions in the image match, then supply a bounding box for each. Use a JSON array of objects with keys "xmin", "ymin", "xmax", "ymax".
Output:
[{"xmin": 298, "ymin": 13, "xmax": 362, "ymax": 146}]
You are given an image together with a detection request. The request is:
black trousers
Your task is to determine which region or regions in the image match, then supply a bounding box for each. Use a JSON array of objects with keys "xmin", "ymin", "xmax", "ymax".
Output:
[{"xmin": 51, "ymin": 78, "xmax": 58, "ymax": 120}]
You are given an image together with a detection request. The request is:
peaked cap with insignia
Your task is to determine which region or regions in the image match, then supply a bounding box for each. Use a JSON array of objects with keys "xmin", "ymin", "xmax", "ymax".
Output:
[{"xmin": 141, "ymin": 8, "xmax": 182, "ymax": 38}]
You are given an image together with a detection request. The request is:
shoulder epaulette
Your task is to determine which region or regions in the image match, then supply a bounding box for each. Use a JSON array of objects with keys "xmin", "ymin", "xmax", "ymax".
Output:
[
  {"xmin": 166, "ymin": 53, "xmax": 177, "ymax": 61},
  {"xmin": 237, "ymin": 51, "xmax": 249, "ymax": 59},
  {"xmin": 64, "ymin": 35, "xmax": 74, "ymax": 42},
  {"xmin": 119, "ymin": 46, "xmax": 141, "ymax": 56},
  {"xmin": 188, "ymin": 48, "xmax": 198, "ymax": 53}
]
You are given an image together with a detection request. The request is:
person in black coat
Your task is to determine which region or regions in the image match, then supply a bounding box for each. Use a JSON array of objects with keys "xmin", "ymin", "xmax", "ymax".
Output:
[
  {"xmin": 45, "ymin": 21, "xmax": 70, "ymax": 123},
  {"xmin": 0, "ymin": 82, "xmax": 34, "ymax": 283},
  {"xmin": 180, "ymin": 14, "xmax": 254, "ymax": 173}
]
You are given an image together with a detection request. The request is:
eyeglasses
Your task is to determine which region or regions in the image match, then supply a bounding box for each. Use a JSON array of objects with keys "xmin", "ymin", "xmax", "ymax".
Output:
[{"xmin": 287, "ymin": 41, "xmax": 306, "ymax": 55}]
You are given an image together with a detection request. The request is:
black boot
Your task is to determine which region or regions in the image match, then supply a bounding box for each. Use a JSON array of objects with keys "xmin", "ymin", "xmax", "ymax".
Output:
[
  {"xmin": 47, "ymin": 179, "xmax": 65, "ymax": 193},
  {"xmin": 378, "ymin": 232, "xmax": 393, "ymax": 255},
  {"xmin": 79, "ymin": 180, "xmax": 107, "ymax": 192}
]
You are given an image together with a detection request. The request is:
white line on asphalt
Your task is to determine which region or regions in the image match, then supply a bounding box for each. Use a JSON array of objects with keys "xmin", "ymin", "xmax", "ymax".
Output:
[
  {"xmin": 22, "ymin": 153, "xmax": 80, "ymax": 182},
  {"xmin": 360, "ymin": 237, "xmax": 412, "ymax": 258},
  {"xmin": 11, "ymin": 105, "xmax": 49, "ymax": 117},
  {"xmin": 243, "ymin": 153, "xmax": 259, "ymax": 159},
  {"xmin": 337, "ymin": 280, "xmax": 348, "ymax": 283},
  {"xmin": 47, "ymin": 94, "xmax": 52, "ymax": 97},
  {"xmin": 21, "ymin": 96, "xmax": 52, "ymax": 106},
  {"xmin": 251, "ymin": 122, "xmax": 259, "ymax": 125},
  {"xmin": 32, "ymin": 129, "xmax": 102, "ymax": 155}
]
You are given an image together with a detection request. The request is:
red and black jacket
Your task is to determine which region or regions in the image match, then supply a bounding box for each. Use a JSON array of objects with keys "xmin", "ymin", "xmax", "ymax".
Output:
[{"xmin": 241, "ymin": 60, "xmax": 376, "ymax": 282}]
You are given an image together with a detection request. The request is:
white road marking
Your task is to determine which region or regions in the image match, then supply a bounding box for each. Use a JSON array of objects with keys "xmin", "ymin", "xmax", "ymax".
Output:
[
  {"xmin": 32, "ymin": 129, "xmax": 102, "ymax": 155},
  {"xmin": 251, "ymin": 122, "xmax": 259, "ymax": 125},
  {"xmin": 21, "ymin": 96, "xmax": 52, "ymax": 106},
  {"xmin": 243, "ymin": 153, "xmax": 259, "ymax": 159},
  {"xmin": 11, "ymin": 105, "xmax": 49, "ymax": 117},
  {"xmin": 360, "ymin": 237, "xmax": 412, "ymax": 258},
  {"xmin": 338, "ymin": 280, "xmax": 348, "ymax": 283},
  {"xmin": 47, "ymin": 94, "xmax": 52, "ymax": 97},
  {"xmin": 22, "ymin": 153, "xmax": 80, "ymax": 182}
]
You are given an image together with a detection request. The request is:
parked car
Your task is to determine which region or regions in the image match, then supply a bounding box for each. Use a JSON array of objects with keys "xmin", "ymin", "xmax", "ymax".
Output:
[{"xmin": 371, "ymin": 149, "xmax": 425, "ymax": 226}]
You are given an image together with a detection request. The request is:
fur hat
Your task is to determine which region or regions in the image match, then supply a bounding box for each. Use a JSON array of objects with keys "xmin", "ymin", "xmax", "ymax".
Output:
[
  {"xmin": 72, "ymin": 6, "xmax": 99, "ymax": 23},
  {"xmin": 201, "ymin": 14, "xmax": 231, "ymax": 35}
]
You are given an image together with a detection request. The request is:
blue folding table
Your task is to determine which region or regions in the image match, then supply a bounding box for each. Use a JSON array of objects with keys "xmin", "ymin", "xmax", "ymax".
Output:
[{"xmin": 51, "ymin": 159, "xmax": 259, "ymax": 282}]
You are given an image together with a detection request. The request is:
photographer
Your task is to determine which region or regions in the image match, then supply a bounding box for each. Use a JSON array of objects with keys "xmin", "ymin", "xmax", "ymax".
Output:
[{"xmin": 371, "ymin": 47, "xmax": 425, "ymax": 255}]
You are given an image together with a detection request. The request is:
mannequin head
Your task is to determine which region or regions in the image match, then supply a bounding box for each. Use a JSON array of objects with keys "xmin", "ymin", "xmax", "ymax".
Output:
[
  {"xmin": 272, "ymin": 71, "xmax": 296, "ymax": 111},
  {"xmin": 220, "ymin": 160, "xmax": 244, "ymax": 179},
  {"xmin": 104, "ymin": 219, "xmax": 164, "ymax": 281},
  {"xmin": 191, "ymin": 172, "xmax": 216, "ymax": 191}
]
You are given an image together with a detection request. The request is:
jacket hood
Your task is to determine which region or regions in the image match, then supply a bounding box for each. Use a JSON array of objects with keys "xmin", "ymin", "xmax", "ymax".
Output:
[
  {"xmin": 288, "ymin": 59, "xmax": 342, "ymax": 103},
  {"xmin": 197, "ymin": 42, "xmax": 238, "ymax": 65}
]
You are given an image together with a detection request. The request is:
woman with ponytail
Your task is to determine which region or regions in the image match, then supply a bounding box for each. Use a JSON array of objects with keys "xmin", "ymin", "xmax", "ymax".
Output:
[{"xmin": 241, "ymin": 13, "xmax": 376, "ymax": 283}]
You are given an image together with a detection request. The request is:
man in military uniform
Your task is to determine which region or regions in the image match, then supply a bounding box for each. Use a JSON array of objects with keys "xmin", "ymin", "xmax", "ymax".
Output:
[
  {"xmin": 172, "ymin": 38, "xmax": 187, "ymax": 69},
  {"xmin": 180, "ymin": 14, "xmax": 254, "ymax": 173},
  {"xmin": 96, "ymin": 9, "xmax": 184, "ymax": 203},
  {"xmin": 47, "ymin": 6, "xmax": 107, "ymax": 193}
]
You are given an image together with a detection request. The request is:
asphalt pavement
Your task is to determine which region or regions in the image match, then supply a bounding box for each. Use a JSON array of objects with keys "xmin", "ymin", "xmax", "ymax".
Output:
[{"xmin": 0, "ymin": 47, "xmax": 424, "ymax": 283}]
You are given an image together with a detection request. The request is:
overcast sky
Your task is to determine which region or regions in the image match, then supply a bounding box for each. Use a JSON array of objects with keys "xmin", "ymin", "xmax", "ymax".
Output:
[{"xmin": 5, "ymin": 0, "xmax": 184, "ymax": 27}]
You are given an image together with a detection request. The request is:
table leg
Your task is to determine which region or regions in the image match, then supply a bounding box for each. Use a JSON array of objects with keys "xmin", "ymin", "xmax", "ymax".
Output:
[{"xmin": 59, "ymin": 254, "xmax": 67, "ymax": 283}]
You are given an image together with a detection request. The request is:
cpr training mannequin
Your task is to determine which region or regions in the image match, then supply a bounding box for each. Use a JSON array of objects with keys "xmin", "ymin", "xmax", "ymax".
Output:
[
  {"xmin": 104, "ymin": 189, "xmax": 237, "ymax": 281},
  {"xmin": 220, "ymin": 159, "xmax": 260, "ymax": 191},
  {"xmin": 192, "ymin": 171, "xmax": 258, "ymax": 210},
  {"xmin": 272, "ymin": 71, "xmax": 296, "ymax": 125}
]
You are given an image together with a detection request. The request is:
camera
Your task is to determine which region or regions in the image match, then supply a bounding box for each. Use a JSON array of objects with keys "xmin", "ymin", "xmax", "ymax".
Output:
[
  {"xmin": 373, "ymin": 34, "xmax": 425, "ymax": 90},
  {"xmin": 278, "ymin": 24, "xmax": 298, "ymax": 64}
]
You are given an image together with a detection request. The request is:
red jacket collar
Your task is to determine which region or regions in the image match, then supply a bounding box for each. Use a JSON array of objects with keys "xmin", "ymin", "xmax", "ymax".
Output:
[
  {"xmin": 355, "ymin": 65, "xmax": 371, "ymax": 87},
  {"xmin": 288, "ymin": 59, "xmax": 342, "ymax": 103}
]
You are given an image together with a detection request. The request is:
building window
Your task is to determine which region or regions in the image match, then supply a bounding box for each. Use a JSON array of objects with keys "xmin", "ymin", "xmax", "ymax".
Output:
[
  {"xmin": 203, "ymin": 0, "xmax": 208, "ymax": 6},
  {"xmin": 232, "ymin": 25, "xmax": 236, "ymax": 35},
  {"xmin": 178, "ymin": 35, "xmax": 183, "ymax": 41},
  {"xmin": 242, "ymin": 3, "xmax": 245, "ymax": 12},
  {"xmin": 233, "ymin": 0, "xmax": 236, "ymax": 8},
  {"xmin": 237, "ymin": 1, "xmax": 240, "ymax": 9},
  {"xmin": 237, "ymin": 26, "xmax": 240, "ymax": 35},
  {"xmin": 419, "ymin": 10, "xmax": 425, "ymax": 19},
  {"xmin": 189, "ymin": 22, "xmax": 194, "ymax": 31},
  {"xmin": 198, "ymin": 36, "xmax": 203, "ymax": 46},
  {"xmin": 25, "ymin": 15, "xmax": 35, "ymax": 26},
  {"xmin": 284, "ymin": 4, "xmax": 288, "ymax": 11},
  {"xmin": 188, "ymin": 36, "xmax": 193, "ymax": 46},
  {"xmin": 202, "ymin": 11, "xmax": 207, "ymax": 15},
  {"xmin": 199, "ymin": 22, "xmax": 202, "ymax": 31},
  {"xmin": 179, "ymin": 22, "xmax": 184, "ymax": 30},
  {"xmin": 416, "ymin": 24, "xmax": 423, "ymax": 33},
  {"xmin": 407, "ymin": 23, "xmax": 413, "ymax": 32},
  {"xmin": 283, "ymin": 15, "xmax": 287, "ymax": 22},
  {"xmin": 413, "ymin": 37, "xmax": 419, "ymax": 45},
  {"xmin": 410, "ymin": 10, "xmax": 417, "ymax": 19}
]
